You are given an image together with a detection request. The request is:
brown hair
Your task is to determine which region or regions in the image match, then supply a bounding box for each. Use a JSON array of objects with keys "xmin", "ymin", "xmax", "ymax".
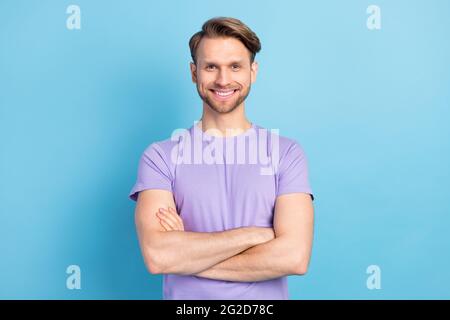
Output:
[{"xmin": 189, "ymin": 17, "xmax": 261, "ymax": 64}]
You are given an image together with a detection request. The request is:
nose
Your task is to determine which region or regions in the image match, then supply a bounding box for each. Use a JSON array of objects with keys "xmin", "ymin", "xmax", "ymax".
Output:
[{"xmin": 215, "ymin": 69, "xmax": 232, "ymax": 87}]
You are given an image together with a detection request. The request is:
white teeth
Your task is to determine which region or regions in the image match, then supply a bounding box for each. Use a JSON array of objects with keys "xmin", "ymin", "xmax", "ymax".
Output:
[{"xmin": 215, "ymin": 90, "xmax": 234, "ymax": 97}]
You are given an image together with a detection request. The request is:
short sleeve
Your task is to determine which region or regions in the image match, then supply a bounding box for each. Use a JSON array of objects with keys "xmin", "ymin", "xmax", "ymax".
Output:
[
  {"xmin": 128, "ymin": 143, "xmax": 173, "ymax": 202},
  {"xmin": 276, "ymin": 142, "xmax": 314, "ymax": 200}
]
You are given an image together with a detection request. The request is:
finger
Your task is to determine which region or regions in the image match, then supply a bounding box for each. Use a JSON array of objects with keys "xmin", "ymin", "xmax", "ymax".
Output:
[
  {"xmin": 156, "ymin": 212, "xmax": 171, "ymax": 231},
  {"xmin": 159, "ymin": 218, "xmax": 173, "ymax": 231},
  {"xmin": 157, "ymin": 210, "xmax": 178, "ymax": 230},
  {"xmin": 160, "ymin": 208, "xmax": 183, "ymax": 230},
  {"xmin": 158, "ymin": 216, "xmax": 170, "ymax": 231},
  {"xmin": 158, "ymin": 208, "xmax": 177, "ymax": 223},
  {"xmin": 168, "ymin": 207, "xmax": 184, "ymax": 225}
]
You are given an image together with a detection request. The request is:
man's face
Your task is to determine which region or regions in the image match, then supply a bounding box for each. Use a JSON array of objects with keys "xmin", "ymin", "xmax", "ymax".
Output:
[{"xmin": 190, "ymin": 37, "xmax": 258, "ymax": 114}]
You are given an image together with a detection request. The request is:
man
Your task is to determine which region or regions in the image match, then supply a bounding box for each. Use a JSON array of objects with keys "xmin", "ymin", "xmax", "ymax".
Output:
[{"xmin": 129, "ymin": 17, "xmax": 314, "ymax": 300}]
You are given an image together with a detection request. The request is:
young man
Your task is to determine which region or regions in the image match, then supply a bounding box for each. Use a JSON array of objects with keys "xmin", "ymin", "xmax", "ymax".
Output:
[{"xmin": 129, "ymin": 17, "xmax": 314, "ymax": 300}]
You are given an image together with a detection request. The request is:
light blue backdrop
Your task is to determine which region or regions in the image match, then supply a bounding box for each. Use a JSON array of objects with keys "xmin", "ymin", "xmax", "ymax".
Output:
[{"xmin": 1, "ymin": 0, "xmax": 449, "ymax": 299}]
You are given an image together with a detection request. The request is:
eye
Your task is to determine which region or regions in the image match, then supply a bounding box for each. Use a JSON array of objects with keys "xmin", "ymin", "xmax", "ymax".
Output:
[
  {"xmin": 206, "ymin": 65, "xmax": 217, "ymax": 71},
  {"xmin": 231, "ymin": 64, "xmax": 241, "ymax": 71}
]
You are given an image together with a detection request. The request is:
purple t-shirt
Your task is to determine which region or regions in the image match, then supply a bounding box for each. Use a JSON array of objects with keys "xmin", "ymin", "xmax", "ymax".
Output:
[{"xmin": 129, "ymin": 122, "xmax": 314, "ymax": 300}]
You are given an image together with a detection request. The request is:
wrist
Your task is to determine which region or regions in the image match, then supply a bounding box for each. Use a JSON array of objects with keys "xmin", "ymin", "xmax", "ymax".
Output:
[{"xmin": 249, "ymin": 227, "xmax": 274, "ymax": 246}]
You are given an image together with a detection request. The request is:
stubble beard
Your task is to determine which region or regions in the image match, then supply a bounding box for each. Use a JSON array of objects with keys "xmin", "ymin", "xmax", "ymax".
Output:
[{"xmin": 197, "ymin": 84, "xmax": 251, "ymax": 114}]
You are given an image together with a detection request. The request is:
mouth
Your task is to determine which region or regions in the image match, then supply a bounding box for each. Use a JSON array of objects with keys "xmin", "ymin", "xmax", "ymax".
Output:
[{"xmin": 209, "ymin": 89, "xmax": 239, "ymax": 101}]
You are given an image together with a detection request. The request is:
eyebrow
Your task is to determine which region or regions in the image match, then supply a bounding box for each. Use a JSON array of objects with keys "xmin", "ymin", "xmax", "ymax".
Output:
[{"xmin": 202, "ymin": 59, "xmax": 244, "ymax": 65}]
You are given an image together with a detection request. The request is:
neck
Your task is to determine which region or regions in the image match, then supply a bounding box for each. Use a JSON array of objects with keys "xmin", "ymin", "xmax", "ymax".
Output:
[{"xmin": 198, "ymin": 102, "xmax": 252, "ymax": 137}]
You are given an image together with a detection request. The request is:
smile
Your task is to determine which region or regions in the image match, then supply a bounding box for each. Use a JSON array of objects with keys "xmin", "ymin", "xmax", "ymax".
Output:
[{"xmin": 210, "ymin": 89, "xmax": 238, "ymax": 101}]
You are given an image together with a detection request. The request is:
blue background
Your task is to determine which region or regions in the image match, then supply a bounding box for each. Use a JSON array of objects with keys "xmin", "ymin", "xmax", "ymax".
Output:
[{"xmin": 1, "ymin": 0, "xmax": 449, "ymax": 299}]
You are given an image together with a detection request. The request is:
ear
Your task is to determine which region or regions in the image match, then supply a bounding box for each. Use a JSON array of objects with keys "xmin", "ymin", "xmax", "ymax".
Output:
[
  {"xmin": 250, "ymin": 61, "xmax": 258, "ymax": 84},
  {"xmin": 190, "ymin": 62, "xmax": 197, "ymax": 83}
]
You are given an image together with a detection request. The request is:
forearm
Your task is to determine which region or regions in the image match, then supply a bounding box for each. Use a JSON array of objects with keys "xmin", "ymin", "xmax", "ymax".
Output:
[
  {"xmin": 194, "ymin": 236, "xmax": 302, "ymax": 282},
  {"xmin": 146, "ymin": 227, "xmax": 272, "ymax": 275}
]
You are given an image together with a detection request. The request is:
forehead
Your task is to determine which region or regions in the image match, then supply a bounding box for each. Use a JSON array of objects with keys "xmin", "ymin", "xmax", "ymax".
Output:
[{"xmin": 196, "ymin": 36, "xmax": 251, "ymax": 64}]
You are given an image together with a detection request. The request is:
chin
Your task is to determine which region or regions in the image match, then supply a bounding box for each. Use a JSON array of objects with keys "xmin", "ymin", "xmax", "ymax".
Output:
[
  {"xmin": 208, "ymin": 100, "xmax": 242, "ymax": 114},
  {"xmin": 209, "ymin": 104, "xmax": 239, "ymax": 114}
]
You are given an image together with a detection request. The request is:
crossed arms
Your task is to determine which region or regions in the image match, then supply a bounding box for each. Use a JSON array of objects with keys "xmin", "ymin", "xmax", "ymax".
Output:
[{"xmin": 134, "ymin": 189, "xmax": 314, "ymax": 282}]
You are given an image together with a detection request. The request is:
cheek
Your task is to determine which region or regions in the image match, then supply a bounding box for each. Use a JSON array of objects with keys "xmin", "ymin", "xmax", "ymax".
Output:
[
  {"xmin": 197, "ymin": 74, "xmax": 213, "ymax": 88},
  {"xmin": 236, "ymin": 74, "xmax": 251, "ymax": 88}
]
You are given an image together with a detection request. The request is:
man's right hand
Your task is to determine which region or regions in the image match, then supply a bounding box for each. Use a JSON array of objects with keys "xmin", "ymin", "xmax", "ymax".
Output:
[
  {"xmin": 156, "ymin": 207, "xmax": 185, "ymax": 231},
  {"xmin": 257, "ymin": 227, "xmax": 276, "ymax": 243},
  {"xmin": 156, "ymin": 207, "xmax": 275, "ymax": 245}
]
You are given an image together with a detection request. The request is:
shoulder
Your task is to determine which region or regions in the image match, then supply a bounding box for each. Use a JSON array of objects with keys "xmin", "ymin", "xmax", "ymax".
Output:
[
  {"xmin": 254, "ymin": 124, "xmax": 306, "ymax": 159},
  {"xmin": 142, "ymin": 128, "xmax": 187, "ymax": 159}
]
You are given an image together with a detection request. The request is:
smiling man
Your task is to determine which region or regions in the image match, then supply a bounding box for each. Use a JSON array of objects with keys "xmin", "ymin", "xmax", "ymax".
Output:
[{"xmin": 129, "ymin": 17, "xmax": 314, "ymax": 300}]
